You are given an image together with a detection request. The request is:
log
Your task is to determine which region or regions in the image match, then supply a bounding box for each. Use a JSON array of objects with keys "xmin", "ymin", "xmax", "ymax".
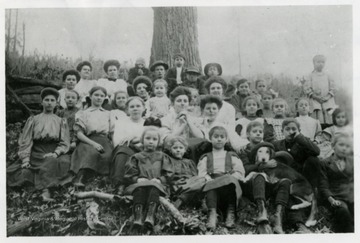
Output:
[
  {"xmin": 8, "ymin": 75, "xmax": 62, "ymax": 89},
  {"xmin": 6, "ymin": 84, "xmax": 33, "ymax": 116},
  {"xmin": 15, "ymin": 86, "xmax": 44, "ymax": 95},
  {"xmin": 18, "ymin": 94, "xmax": 42, "ymax": 104},
  {"xmin": 159, "ymin": 196, "xmax": 186, "ymax": 225}
]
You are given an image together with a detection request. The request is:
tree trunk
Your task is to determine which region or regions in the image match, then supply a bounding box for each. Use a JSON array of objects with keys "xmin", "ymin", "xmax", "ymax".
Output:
[
  {"xmin": 22, "ymin": 22, "xmax": 25, "ymax": 57},
  {"xmin": 150, "ymin": 7, "xmax": 202, "ymax": 71},
  {"xmin": 13, "ymin": 9, "xmax": 18, "ymax": 54},
  {"xmin": 6, "ymin": 10, "xmax": 11, "ymax": 54}
]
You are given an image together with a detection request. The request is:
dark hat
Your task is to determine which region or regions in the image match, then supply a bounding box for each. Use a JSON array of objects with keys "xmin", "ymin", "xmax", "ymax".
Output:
[
  {"xmin": 76, "ymin": 61, "xmax": 92, "ymax": 72},
  {"xmin": 133, "ymin": 76, "xmax": 153, "ymax": 92},
  {"xmin": 174, "ymin": 53, "xmax": 186, "ymax": 61},
  {"xmin": 150, "ymin": 60, "xmax": 169, "ymax": 72},
  {"xmin": 250, "ymin": 142, "xmax": 275, "ymax": 163},
  {"xmin": 204, "ymin": 76, "xmax": 228, "ymax": 92},
  {"xmin": 40, "ymin": 87, "xmax": 59, "ymax": 100},
  {"xmin": 185, "ymin": 66, "xmax": 201, "ymax": 75},
  {"xmin": 204, "ymin": 63, "xmax": 222, "ymax": 76},
  {"xmin": 103, "ymin": 59, "xmax": 121, "ymax": 72}
]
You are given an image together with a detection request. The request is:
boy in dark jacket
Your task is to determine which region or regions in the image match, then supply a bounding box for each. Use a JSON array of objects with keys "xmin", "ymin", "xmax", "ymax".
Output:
[
  {"xmin": 127, "ymin": 57, "xmax": 151, "ymax": 85},
  {"xmin": 182, "ymin": 66, "xmax": 207, "ymax": 95},
  {"xmin": 165, "ymin": 53, "xmax": 187, "ymax": 86}
]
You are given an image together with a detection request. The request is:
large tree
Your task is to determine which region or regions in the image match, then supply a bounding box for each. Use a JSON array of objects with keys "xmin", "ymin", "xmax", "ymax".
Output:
[{"xmin": 150, "ymin": 7, "xmax": 202, "ymax": 71}]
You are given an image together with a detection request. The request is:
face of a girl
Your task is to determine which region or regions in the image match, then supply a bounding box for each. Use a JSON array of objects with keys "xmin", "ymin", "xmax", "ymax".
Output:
[
  {"xmin": 256, "ymin": 81, "xmax": 266, "ymax": 92},
  {"xmin": 91, "ymin": 89, "xmax": 106, "ymax": 107},
  {"xmin": 143, "ymin": 130, "xmax": 159, "ymax": 152},
  {"xmin": 297, "ymin": 99, "xmax": 310, "ymax": 116},
  {"xmin": 203, "ymin": 103, "xmax": 219, "ymax": 121},
  {"xmin": 136, "ymin": 83, "xmax": 149, "ymax": 99},
  {"xmin": 207, "ymin": 66, "xmax": 219, "ymax": 76},
  {"xmin": 107, "ymin": 65, "xmax": 118, "ymax": 79},
  {"xmin": 170, "ymin": 141, "xmax": 186, "ymax": 159},
  {"xmin": 127, "ymin": 99, "xmax": 145, "ymax": 120},
  {"xmin": 42, "ymin": 95, "xmax": 57, "ymax": 113},
  {"xmin": 247, "ymin": 126, "xmax": 264, "ymax": 144},
  {"xmin": 154, "ymin": 66, "xmax": 166, "ymax": 78},
  {"xmin": 245, "ymin": 99, "xmax": 258, "ymax": 116},
  {"xmin": 173, "ymin": 95, "xmax": 189, "ymax": 113},
  {"xmin": 335, "ymin": 112, "xmax": 347, "ymax": 127},
  {"xmin": 273, "ymin": 101, "xmax": 286, "ymax": 117},
  {"xmin": 154, "ymin": 83, "xmax": 167, "ymax": 97},
  {"xmin": 174, "ymin": 57, "xmax": 185, "ymax": 68},
  {"xmin": 333, "ymin": 137, "xmax": 352, "ymax": 158},
  {"xmin": 65, "ymin": 92, "xmax": 78, "ymax": 108},
  {"xmin": 262, "ymin": 95, "xmax": 273, "ymax": 109},
  {"xmin": 65, "ymin": 75, "xmax": 77, "ymax": 90},
  {"xmin": 209, "ymin": 83, "xmax": 223, "ymax": 97},
  {"xmin": 115, "ymin": 93, "xmax": 128, "ymax": 109},
  {"xmin": 80, "ymin": 65, "xmax": 91, "ymax": 79},
  {"xmin": 238, "ymin": 83, "xmax": 250, "ymax": 96}
]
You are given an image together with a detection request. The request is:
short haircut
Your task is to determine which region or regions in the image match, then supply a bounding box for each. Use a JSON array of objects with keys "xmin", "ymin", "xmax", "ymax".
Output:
[
  {"xmin": 282, "ymin": 118, "xmax": 300, "ymax": 129},
  {"xmin": 153, "ymin": 79, "xmax": 168, "ymax": 89},
  {"xmin": 89, "ymin": 86, "xmax": 107, "ymax": 96},
  {"xmin": 204, "ymin": 76, "xmax": 228, "ymax": 92},
  {"xmin": 271, "ymin": 98, "xmax": 289, "ymax": 112},
  {"xmin": 313, "ymin": 54, "xmax": 326, "ymax": 63},
  {"xmin": 332, "ymin": 108, "xmax": 349, "ymax": 126},
  {"xmin": 65, "ymin": 89, "xmax": 80, "ymax": 100},
  {"xmin": 332, "ymin": 132, "xmax": 352, "ymax": 147},
  {"xmin": 255, "ymin": 79, "xmax": 266, "ymax": 89},
  {"xmin": 200, "ymin": 95, "xmax": 223, "ymax": 111},
  {"xmin": 236, "ymin": 78, "xmax": 249, "ymax": 88},
  {"xmin": 242, "ymin": 96, "xmax": 261, "ymax": 110},
  {"xmin": 62, "ymin": 69, "xmax": 81, "ymax": 82},
  {"xmin": 76, "ymin": 61, "xmax": 92, "ymax": 72},
  {"xmin": 169, "ymin": 86, "xmax": 192, "ymax": 103},
  {"xmin": 246, "ymin": 121, "xmax": 264, "ymax": 134},
  {"xmin": 165, "ymin": 136, "xmax": 189, "ymax": 150},
  {"xmin": 125, "ymin": 96, "xmax": 145, "ymax": 109},
  {"xmin": 261, "ymin": 90, "xmax": 275, "ymax": 99},
  {"xmin": 209, "ymin": 126, "xmax": 228, "ymax": 139},
  {"xmin": 140, "ymin": 126, "xmax": 161, "ymax": 145},
  {"xmin": 295, "ymin": 97, "xmax": 310, "ymax": 110}
]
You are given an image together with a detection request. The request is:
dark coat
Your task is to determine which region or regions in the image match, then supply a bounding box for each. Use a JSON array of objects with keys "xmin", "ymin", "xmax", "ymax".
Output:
[
  {"xmin": 165, "ymin": 67, "xmax": 186, "ymax": 82},
  {"xmin": 127, "ymin": 67, "xmax": 151, "ymax": 85},
  {"xmin": 229, "ymin": 92, "xmax": 250, "ymax": 115},
  {"xmin": 319, "ymin": 154, "xmax": 353, "ymax": 203},
  {"xmin": 181, "ymin": 78, "xmax": 207, "ymax": 95},
  {"xmin": 238, "ymin": 143, "xmax": 256, "ymax": 176}
]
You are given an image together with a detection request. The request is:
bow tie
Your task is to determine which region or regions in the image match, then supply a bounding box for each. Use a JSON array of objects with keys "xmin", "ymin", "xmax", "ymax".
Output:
[{"xmin": 108, "ymin": 78, "xmax": 117, "ymax": 82}]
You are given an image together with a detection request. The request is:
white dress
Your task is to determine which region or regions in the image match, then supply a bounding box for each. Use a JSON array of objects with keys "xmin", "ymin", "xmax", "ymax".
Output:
[{"xmin": 97, "ymin": 78, "xmax": 128, "ymax": 101}]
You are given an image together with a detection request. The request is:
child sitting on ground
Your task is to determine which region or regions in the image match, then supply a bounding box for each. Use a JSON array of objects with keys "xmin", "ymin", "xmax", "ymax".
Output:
[
  {"xmin": 295, "ymin": 98, "xmax": 322, "ymax": 140},
  {"xmin": 318, "ymin": 133, "xmax": 353, "ymax": 233},
  {"xmin": 148, "ymin": 79, "xmax": 171, "ymax": 119},
  {"xmin": 124, "ymin": 126, "xmax": 174, "ymax": 230},
  {"xmin": 197, "ymin": 126, "xmax": 245, "ymax": 230},
  {"xmin": 164, "ymin": 136, "xmax": 205, "ymax": 209},
  {"xmin": 56, "ymin": 89, "xmax": 80, "ymax": 151}
]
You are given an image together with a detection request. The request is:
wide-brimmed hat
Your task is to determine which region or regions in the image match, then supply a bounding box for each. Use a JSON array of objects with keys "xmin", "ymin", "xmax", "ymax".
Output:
[
  {"xmin": 204, "ymin": 63, "xmax": 222, "ymax": 76},
  {"xmin": 185, "ymin": 66, "xmax": 201, "ymax": 75},
  {"xmin": 150, "ymin": 60, "xmax": 169, "ymax": 72}
]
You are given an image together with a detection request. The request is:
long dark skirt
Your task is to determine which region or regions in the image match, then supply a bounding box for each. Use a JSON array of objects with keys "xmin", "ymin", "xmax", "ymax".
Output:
[
  {"xmin": 110, "ymin": 144, "xmax": 140, "ymax": 185},
  {"xmin": 7, "ymin": 142, "xmax": 71, "ymax": 190},
  {"xmin": 70, "ymin": 134, "xmax": 113, "ymax": 175}
]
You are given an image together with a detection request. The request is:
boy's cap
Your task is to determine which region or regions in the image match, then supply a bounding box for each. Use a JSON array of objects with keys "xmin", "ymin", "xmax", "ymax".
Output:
[
  {"xmin": 174, "ymin": 53, "xmax": 186, "ymax": 61},
  {"xmin": 185, "ymin": 66, "xmax": 201, "ymax": 75},
  {"xmin": 150, "ymin": 60, "xmax": 169, "ymax": 71}
]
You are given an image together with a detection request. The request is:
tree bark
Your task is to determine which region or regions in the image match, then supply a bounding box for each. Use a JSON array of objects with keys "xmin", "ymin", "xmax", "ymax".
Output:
[
  {"xmin": 150, "ymin": 7, "xmax": 202, "ymax": 71},
  {"xmin": 22, "ymin": 22, "xmax": 25, "ymax": 57}
]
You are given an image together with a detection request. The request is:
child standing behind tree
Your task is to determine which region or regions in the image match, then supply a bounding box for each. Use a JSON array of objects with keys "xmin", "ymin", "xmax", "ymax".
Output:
[
  {"xmin": 198, "ymin": 126, "xmax": 245, "ymax": 230},
  {"xmin": 295, "ymin": 98, "xmax": 322, "ymax": 140},
  {"xmin": 304, "ymin": 55, "xmax": 337, "ymax": 128}
]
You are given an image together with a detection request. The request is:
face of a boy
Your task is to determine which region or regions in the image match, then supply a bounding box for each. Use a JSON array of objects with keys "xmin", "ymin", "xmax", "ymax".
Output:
[
  {"xmin": 209, "ymin": 83, "xmax": 223, "ymax": 97},
  {"xmin": 314, "ymin": 59, "xmax": 325, "ymax": 71},
  {"xmin": 136, "ymin": 63, "xmax": 144, "ymax": 69},
  {"xmin": 154, "ymin": 83, "xmax": 166, "ymax": 97},
  {"xmin": 107, "ymin": 65, "xmax": 118, "ymax": 79},
  {"xmin": 333, "ymin": 137, "xmax": 352, "ymax": 158},
  {"xmin": 283, "ymin": 122, "xmax": 300, "ymax": 141},
  {"xmin": 207, "ymin": 66, "xmax": 219, "ymax": 76},
  {"xmin": 65, "ymin": 92, "xmax": 78, "ymax": 108},
  {"xmin": 65, "ymin": 75, "xmax": 77, "ymax": 90},
  {"xmin": 186, "ymin": 73, "xmax": 198, "ymax": 82},
  {"xmin": 262, "ymin": 95, "xmax": 273, "ymax": 109},
  {"xmin": 80, "ymin": 65, "xmax": 91, "ymax": 79},
  {"xmin": 171, "ymin": 141, "xmax": 186, "ymax": 159},
  {"xmin": 247, "ymin": 126, "xmax": 263, "ymax": 144},
  {"xmin": 210, "ymin": 130, "xmax": 227, "ymax": 150},
  {"xmin": 238, "ymin": 83, "xmax": 250, "ymax": 95},
  {"xmin": 297, "ymin": 100, "xmax": 310, "ymax": 116},
  {"xmin": 154, "ymin": 66, "xmax": 166, "ymax": 78},
  {"xmin": 256, "ymin": 81, "xmax": 266, "ymax": 92},
  {"xmin": 174, "ymin": 57, "xmax": 185, "ymax": 67}
]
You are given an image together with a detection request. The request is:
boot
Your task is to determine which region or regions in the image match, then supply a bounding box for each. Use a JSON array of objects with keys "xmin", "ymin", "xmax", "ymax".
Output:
[
  {"xmin": 73, "ymin": 170, "xmax": 86, "ymax": 188},
  {"xmin": 225, "ymin": 204, "xmax": 236, "ymax": 228},
  {"xmin": 41, "ymin": 188, "xmax": 55, "ymax": 202},
  {"xmin": 133, "ymin": 204, "xmax": 144, "ymax": 227},
  {"xmin": 206, "ymin": 208, "xmax": 217, "ymax": 230},
  {"xmin": 173, "ymin": 199, "xmax": 183, "ymax": 209},
  {"xmin": 116, "ymin": 184, "xmax": 125, "ymax": 196},
  {"xmin": 272, "ymin": 204, "xmax": 284, "ymax": 234},
  {"xmin": 144, "ymin": 202, "xmax": 158, "ymax": 229},
  {"xmin": 256, "ymin": 199, "xmax": 268, "ymax": 223},
  {"xmin": 201, "ymin": 198, "xmax": 208, "ymax": 214}
]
